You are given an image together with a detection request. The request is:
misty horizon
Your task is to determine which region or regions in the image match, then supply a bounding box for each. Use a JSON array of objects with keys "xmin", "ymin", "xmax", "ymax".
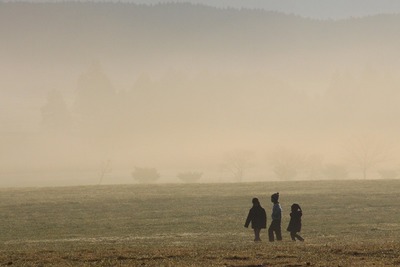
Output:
[{"xmin": 1, "ymin": 2, "xmax": 400, "ymax": 187}]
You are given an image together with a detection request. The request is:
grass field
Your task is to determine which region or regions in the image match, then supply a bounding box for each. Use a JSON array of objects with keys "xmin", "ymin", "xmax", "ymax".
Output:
[{"xmin": 1, "ymin": 179, "xmax": 400, "ymax": 266}]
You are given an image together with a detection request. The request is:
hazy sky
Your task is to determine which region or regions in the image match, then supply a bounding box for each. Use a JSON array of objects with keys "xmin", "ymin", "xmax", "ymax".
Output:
[
  {"xmin": 2, "ymin": 2, "xmax": 400, "ymax": 186},
  {"xmin": 15, "ymin": 0, "xmax": 400, "ymax": 19}
]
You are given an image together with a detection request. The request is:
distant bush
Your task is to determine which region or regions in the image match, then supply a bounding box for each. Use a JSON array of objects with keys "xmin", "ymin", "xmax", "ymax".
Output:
[
  {"xmin": 132, "ymin": 167, "xmax": 160, "ymax": 183},
  {"xmin": 378, "ymin": 169, "xmax": 398, "ymax": 179},
  {"xmin": 177, "ymin": 171, "xmax": 203, "ymax": 183}
]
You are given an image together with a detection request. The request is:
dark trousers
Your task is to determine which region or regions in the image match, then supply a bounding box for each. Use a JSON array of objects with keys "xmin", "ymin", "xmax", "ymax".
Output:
[
  {"xmin": 253, "ymin": 228, "xmax": 261, "ymax": 241},
  {"xmin": 268, "ymin": 219, "xmax": 282, "ymax": 241},
  {"xmin": 290, "ymin": 231, "xmax": 304, "ymax": 241}
]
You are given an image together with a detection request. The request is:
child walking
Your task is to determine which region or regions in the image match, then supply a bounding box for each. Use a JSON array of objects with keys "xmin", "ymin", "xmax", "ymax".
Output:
[
  {"xmin": 287, "ymin": 203, "xmax": 304, "ymax": 241},
  {"xmin": 244, "ymin": 198, "xmax": 267, "ymax": 241},
  {"xmin": 268, "ymin": 192, "xmax": 282, "ymax": 242}
]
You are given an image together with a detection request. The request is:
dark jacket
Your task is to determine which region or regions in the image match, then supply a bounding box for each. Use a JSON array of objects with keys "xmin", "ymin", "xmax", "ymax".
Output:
[
  {"xmin": 245, "ymin": 205, "xmax": 267, "ymax": 229},
  {"xmin": 287, "ymin": 210, "xmax": 302, "ymax": 232}
]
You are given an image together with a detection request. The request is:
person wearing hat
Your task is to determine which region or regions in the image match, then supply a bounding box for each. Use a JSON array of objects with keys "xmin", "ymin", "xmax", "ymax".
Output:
[
  {"xmin": 244, "ymin": 197, "xmax": 267, "ymax": 241},
  {"xmin": 268, "ymin": 192, "xmax": 282, "ymax": 242}
]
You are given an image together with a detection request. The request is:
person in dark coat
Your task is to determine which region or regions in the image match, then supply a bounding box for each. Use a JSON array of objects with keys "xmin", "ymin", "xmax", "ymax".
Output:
[
  {"xmin": 287, "ymin": 203, "xmax": 304, "ymax": 241},
  {"xmin": 268, "ymin": 192, "xmax": 282, "ymax": 242},
  {"xmin": 244, "ymin": 198, "xmax": 267, "ymax": 241}
]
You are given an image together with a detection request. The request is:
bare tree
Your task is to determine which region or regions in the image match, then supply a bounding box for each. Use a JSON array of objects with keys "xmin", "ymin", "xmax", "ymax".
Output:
[
  {"xmin": 222, "ymin": 150, "xmax": 253, "ymax": 182},
  {"xmin": 345, "ymin": 136, "xmax": 390, "ymax": 179},
  {"xmin": 269, "ymin": 148, "xmax": 303, "ymax": 180},
  {"xmin": 98, "ymin": 160, "xmax": 112, "ymax": 185}
]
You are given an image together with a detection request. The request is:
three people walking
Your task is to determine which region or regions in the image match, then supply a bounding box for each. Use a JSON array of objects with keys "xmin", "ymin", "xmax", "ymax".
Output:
[{"xmin": 245, "ymin": 193, "xmax": 304, "ymax": 242}]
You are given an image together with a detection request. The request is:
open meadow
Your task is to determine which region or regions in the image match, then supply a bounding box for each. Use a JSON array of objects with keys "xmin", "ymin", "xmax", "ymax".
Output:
[{"xmin": 1, "ymin": 180, "xmax": 400, "ymax": 266}]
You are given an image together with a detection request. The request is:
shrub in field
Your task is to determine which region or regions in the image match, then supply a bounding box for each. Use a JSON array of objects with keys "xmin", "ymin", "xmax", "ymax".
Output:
[
  {"xmin": 132, "ymin": 167, "xmax": 160, "ymax": 183},
  {"xmin": 378, "ymin": 169, "xmax": 398, "ymax": 179},
  {"xmin": 177, "ymin": 171, "xmax": 203, "ymax": 183}
]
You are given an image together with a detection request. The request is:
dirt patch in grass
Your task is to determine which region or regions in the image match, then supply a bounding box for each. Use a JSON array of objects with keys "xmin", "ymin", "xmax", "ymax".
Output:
[{"xmin": 1, "ymin": 241, "xmax": 400, "ymax": 266}]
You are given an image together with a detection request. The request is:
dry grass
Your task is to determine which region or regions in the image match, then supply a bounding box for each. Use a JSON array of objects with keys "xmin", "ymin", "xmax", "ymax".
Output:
[{"xmin": 1, "ymin": 180, "xmax": 400, "ymax": 266}]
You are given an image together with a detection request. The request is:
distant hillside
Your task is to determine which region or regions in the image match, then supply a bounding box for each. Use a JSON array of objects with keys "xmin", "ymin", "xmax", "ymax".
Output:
[
  {"xmin": 2, "ymin": 2, "xmax": 400, "ymax": 134},
  {"xmin": 11, "ymin": 0, "xmax": 400, "ymax": 19},
  {"xmin": 1, "ymin": 3, "xmax": 400, "ymax": 182},
  {"xmin": 2, "ymin": 2, "xmax": 400, "ymax": 81}
]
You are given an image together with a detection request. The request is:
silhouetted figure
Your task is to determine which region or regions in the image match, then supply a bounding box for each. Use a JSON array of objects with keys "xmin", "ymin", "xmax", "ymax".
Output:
[
  {"xmin": 287, "ymin": 203, "xmax": 304, "ymax": 241},
  {"xmin": 268, "ymin": 192, "xmax": 282, "ymax": 242},
  {"xmin": 244, "ymin": 198, "xmax": 267, "ymax": 242}
]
